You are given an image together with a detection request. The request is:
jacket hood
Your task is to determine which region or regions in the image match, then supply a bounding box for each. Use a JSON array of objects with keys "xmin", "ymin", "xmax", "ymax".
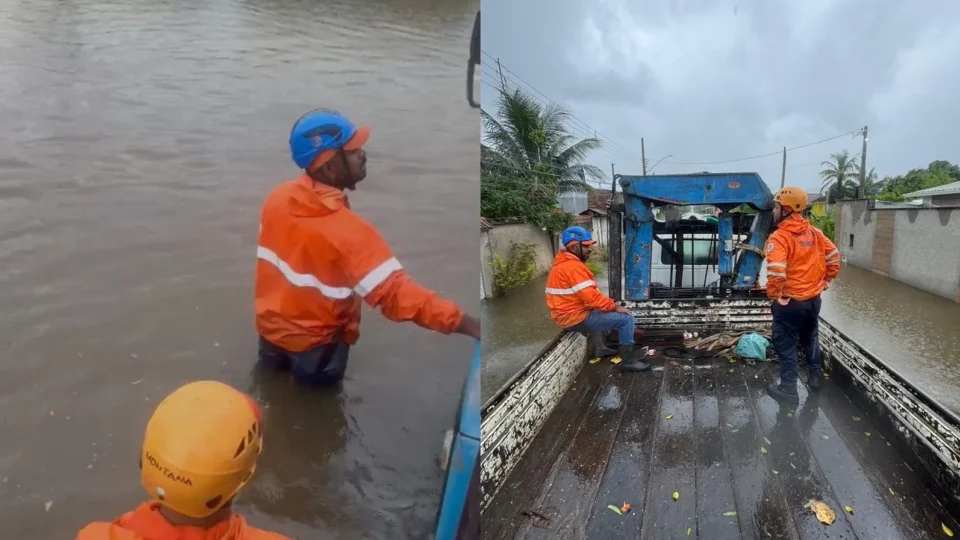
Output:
[{"xmin": 777, "ymin": 212, "xmax": 810, "ymax": 235}]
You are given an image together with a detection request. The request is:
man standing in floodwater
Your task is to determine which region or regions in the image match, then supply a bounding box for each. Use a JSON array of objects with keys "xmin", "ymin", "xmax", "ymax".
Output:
[
  {"xmin": 254, "ymin": 109, "xmax": 481, "ymax": 386},
  {"xmin": 545, "ymin": 226, "xmax": 650, "ymax": 372},
  {"xmin": 765, "ymin": 186, "xmax": 842, "ymax": 404}
]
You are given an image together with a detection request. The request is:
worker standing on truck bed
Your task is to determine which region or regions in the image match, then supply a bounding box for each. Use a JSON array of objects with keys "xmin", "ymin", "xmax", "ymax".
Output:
[
  {"xmin": 765, "ymin": 187, "xmax": 841, "ymax": 404},
  {"xmin": 75, "ymin": 381, "xmax": 289, "ymax": 540},
  {"xmin": 255, "ymin": 109, "xmax": 481, "ymax": 386},
  {"xmin": 545, "ymin": 226, "xmax": 650, "ymax": 372}
]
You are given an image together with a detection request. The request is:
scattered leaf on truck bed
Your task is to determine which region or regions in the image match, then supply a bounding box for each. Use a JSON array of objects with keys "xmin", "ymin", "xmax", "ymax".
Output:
[
  {"xmin": 608, "ymin": 504, "xmax": 622, "ymax": 516},
  {"xmin": 723, "ymin": 511, "xmax": 737, "ymax": 516},
  {"xmin": 943, "ymin": 523, "xmax": 954, "ymax": 537},
  {"xmin": 610, "ymin": 357, "xmax": 622, "ymax": 365},
  {"xmin": 589, "ymin": 357, "xmax": 601, "ymax": 364},
  {"xmin": 665, "ymin": 415, "xmax": 673, "ymax": 420},
  {"xmin": 844, "ymin": 505, "xmax": 854, "ymax": 514},
  {"xmin": 673, "ymin": 491, "xmax": 680, "ymax": 501},
  {"xmin": 761, "ymin": 446, "xmax": 768, "ymax": 454},
  {"xmin": 810, "ymin": 501, "xmax": 836, "ymax": 525}
]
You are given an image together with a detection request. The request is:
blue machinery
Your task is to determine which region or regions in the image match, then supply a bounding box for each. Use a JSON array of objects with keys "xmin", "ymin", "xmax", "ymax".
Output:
[
  {"xmin": 434, "ymin": 340, "xmax": 480, "ymax": 539},
  {"xmin": 614, "ymin": 173, "xmax": 776, "ymax": 301}
]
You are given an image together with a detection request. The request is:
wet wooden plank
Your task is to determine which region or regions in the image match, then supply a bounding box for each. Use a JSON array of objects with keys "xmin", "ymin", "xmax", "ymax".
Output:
[
  {"xmin": 693, "ymin": 360, "xmax": 742, "ymax": 539},
  {"xmin": 714, "ymin": 361, "xmax": 797, "ymax": 540},
  {"xmin": 639, "ymin": 362, "xmax": 697, "ymax": 540},
  {"xmin": 521, "ymin": 366, "xmax": 632, "ymax": 540},
  {"xmin": 810, "ymin": 371, "xmax": 960, "ymax": 540},
  {"xmin": 584, "ymin": 364, "xmax": 664, "ymax": 539},
  {"xmin": 747, "ymin": 365, "xmax": 860, "ymax": 539},
  {"xmin": 482, "ymin": 361, "xmax": 612, "ymax": 540}
]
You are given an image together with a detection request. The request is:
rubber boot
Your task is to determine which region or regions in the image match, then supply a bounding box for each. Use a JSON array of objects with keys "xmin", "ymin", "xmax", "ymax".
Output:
[
  {"xmin": 808, "ymin": 373, "xmax": 822, "ymax": 391},
  {"xmin": 618, "ymin": 345, "xmax": 650, "ymax": 372},
  {"xmin": 597, "ymin": 344, "xmax": 618, "ymax": 357},
  {"xmin": 766, "ymin": 382, "xmax": 800, "ymax": 404}
]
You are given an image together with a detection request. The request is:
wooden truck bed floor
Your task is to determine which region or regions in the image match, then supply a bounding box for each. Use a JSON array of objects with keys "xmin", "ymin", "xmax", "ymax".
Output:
[{"xmin": 483, "ymin": 353, "xmax": 960, "ymax": 540}]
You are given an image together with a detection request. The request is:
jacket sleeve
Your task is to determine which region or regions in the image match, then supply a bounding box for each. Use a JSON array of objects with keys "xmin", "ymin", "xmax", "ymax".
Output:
[
  {"xmin": 765, "ymin": 233, "xmax": 789, "ymax": 300},
  {"xmin": 820, "ymin": 230, "xmax": 841, "ymax": 280},
  {"xmin": 327, "ymin": 212, "xmax": 464, "ymax": 335},
  {"xmin": 568, "ymin": 265, "xmax": 616, "ymax": 311}
]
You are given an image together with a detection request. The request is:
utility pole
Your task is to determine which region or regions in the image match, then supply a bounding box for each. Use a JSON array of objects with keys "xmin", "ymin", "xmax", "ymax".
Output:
[
  {"xmin": 496, "ymin": 58, "xmax": 506, "ymax": 91},
  {"xmin": 858, "ymin": 125, "xmax": 869, "ymax": 198},
  {"xmin": 610, "ymin": 162, "xmax": 617, "ymax": 197},
  {"xmin": 641, "ymin": 138, "xmax": 647, "ymax": 175},
  {"xmin": 780, "ymin": 146, "xmax": 787, "ymax": 188}
]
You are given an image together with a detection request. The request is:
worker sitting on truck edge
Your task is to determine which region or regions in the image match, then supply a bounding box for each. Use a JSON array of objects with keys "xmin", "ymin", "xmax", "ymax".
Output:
[
  {"xmin": 255, "ymin": 109, "xmax": 481, "ymax": 386},
  {"xmin": 545, "ymin": 226, "xmax": 650, "ymax": 373},
  {"xmin": 765, "ymin": 187, "xmax": 841, "ymax": 404},
  {"xmin": 75, "ymin": 381, "xmax": 289, "ymax": 540}
]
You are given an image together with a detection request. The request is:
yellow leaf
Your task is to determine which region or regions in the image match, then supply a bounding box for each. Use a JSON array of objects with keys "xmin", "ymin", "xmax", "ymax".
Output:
[
  {"xmin": 844, "ymin": 505, "xmax": 854, "ymax": 514},
  {"xmin": 673, "ymin": 491, "xmax": 680, "ymax": 501},
  {"xmin": 729, "ymin": 368, "xmax": 735, "ymax": 373},
  {"xmin": 611, "ymin": 357, "xmax": 623, "ymax": 365},
  {"xmin": 803, "ymin": 500, "xmax": 813, "ymax": 509},
  {"xmin": 589, "ymin": 357, "xmax": 601, "ymax": 364},
  {"xmin": 666, "ymin": 414, "xmax": 673, "ymax": 420},
  {"xmin": 723, "ymin": 511, "xmax": 737, "ymax": 516},
  {"xmin": 729, "ymin": 358, "xmax": 736, "ymax": 363},
  {"xmin": 852, "ymin": 416, "xmax": 861, "ymax": 421},
  {"xmin": 608, "ymin": 504, "xmax": 622, "ymax": 515},
  {"xmin": 787, "ymin": 412, "xmax": 793, "ymax": 418},
  {"xmin": 889, "ymin": 487, "xmax": 895, "ymax": 496},
  {"xmin": 755, "ymin": 374, "xmax": 758, "ymax": 379},
  {"xmin": 761, "ymin": 446, "xmax": 768, "ymax": 454},
  {"xmin": 687, "ymin": 527, "xmax": 692, "ymax": 535},
  {"xmin": 822, "ymin": 435, "xmax": 829, "ymax": 440},
  {"xmin": 772, "ymin": 470, "xmax": 779, "ymax": 475},
  {"xmin": 943, "ymin": 523, "xmax": 954, "ymax": 537},
  {"xmin": 810, "ymin": 500, "xmax": 836, "ymax": 525},
  {"xmin": 865, "ymin": 432, "xmax": 871, "ymax": 437}
]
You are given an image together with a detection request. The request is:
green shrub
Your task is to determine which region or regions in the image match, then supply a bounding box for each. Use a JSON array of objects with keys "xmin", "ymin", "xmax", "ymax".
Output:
[
  {"xmin": 585, "ymin": 259, "xmax": 604, "ymax": 276},
  {"xmin": 492, "ymin": 242, "xmax": 539, "ymax": 294}
]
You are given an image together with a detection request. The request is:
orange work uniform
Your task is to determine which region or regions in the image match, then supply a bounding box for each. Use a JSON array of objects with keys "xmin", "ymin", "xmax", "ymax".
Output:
[
  {"xmin": 75, "ymin": 502, "xmax": 288, "ymax": 540},
  {"xmin": 545, "ymin": 251, "xmax": 616, "ymax": 328},
  {"xmin": 255, "ymin": 175, "xmax": 463, "ymax": 352},
  {"xmin": 765, "ymin": 213, "xmax": 841, "ymax": 301}
]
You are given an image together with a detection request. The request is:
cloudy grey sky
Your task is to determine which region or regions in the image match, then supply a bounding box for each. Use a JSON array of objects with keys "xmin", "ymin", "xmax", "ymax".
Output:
[{"xmin": 480, "ymin": 0, "xmax": 960, "ymax": 194}]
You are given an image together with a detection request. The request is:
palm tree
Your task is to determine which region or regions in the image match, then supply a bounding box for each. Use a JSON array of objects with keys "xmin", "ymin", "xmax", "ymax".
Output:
[
  {"xmin": 853, "ymin": 165, "xmax": 887, "ymax": 195},
  {"xmin": 820, "ymin": 150, "xmax": 860, "ymax": 202},
  {"xmin": 482, "ymin": 88, "xmax": 605, "ymax": 194}
]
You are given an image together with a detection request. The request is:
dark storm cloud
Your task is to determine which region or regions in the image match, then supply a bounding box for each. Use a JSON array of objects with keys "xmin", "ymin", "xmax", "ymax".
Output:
[{"xmin": 482, "ymin": 0, "xmax": 960, "ymax": 192}]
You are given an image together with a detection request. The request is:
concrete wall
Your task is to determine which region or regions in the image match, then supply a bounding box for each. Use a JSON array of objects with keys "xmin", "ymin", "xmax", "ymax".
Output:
[
  {"xmin": 836, "ymin": 200, "xmax": 960, "ymax": 302},
  {"xmin": 481, "ymin": 222, "xmax": 555, "ymax": 298}
]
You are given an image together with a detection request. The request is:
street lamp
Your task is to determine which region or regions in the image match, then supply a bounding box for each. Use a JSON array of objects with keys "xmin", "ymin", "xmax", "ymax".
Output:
[{"xmin": 647, "ymin": 154, "xmax": 673, "ymax": 174}]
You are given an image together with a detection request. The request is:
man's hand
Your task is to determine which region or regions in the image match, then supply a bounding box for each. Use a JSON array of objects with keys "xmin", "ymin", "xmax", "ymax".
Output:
[
  {"xmin": 776, "ymin": 296, "xmax": 791, "ymax": 306},
  {"xmin": 614, "ymin": 305, "xmax": 632, "ymax": 315},
  {"xmin": 456, "ymin": 314, "xmax": 481, "ymax": 340},
  {"xmin": 823, "ymin": 280, "xmax": 831, "ymax": 291}
]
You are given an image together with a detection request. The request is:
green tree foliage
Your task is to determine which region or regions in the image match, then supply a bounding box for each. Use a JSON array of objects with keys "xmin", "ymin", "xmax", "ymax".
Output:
[
  {"xmin": 819, "ymin": 150, "xmax": 860, "ymax": 201},
  {"xmin": 481, "ymin": 88, "xmax": 603, "ymax": 234},
  {"xmin": 874, "ymin": 160, "xmax": 960, "ymax": 202}
]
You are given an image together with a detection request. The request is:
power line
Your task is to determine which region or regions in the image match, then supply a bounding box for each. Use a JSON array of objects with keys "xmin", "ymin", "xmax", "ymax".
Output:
[
  {"xmin": 662, "ymin": 130, "xmax": 863, "ymax": 166},
  {"xmin": 480, "ymin": 53, "xmax": 648, "ymax": 169}
]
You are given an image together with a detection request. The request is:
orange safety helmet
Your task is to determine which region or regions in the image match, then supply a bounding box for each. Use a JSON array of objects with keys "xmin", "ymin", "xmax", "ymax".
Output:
[
  {"xmin": 139, "ymin": 381, "xmax": 264, "ymax": 519},
  {"xmin": 773, "ymin": 186, "xmax": 808, "ymax": 212}
]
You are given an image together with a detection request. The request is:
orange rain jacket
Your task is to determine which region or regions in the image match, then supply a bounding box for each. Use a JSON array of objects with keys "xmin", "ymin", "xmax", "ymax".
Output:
[
  {"xmin": 255, "ymin": 175, "xmax": 464, "ymax": 352},
  {"xmin": 545, "ymin": 251, "xmax": 616, "ymax": 328},
  {"xmin": 75, "ymin": 503, "xmax": 289, "ymax": 540},
  {"xmin": 765, "ymin": 213, "xmax": 841, "ymax": 301}
]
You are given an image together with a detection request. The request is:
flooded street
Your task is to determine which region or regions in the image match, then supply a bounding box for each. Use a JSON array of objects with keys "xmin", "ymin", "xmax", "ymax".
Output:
[
  {"xmin": 482, "ymin": 262, "xmax": 960, "ymax": 413},
  {"xmin": 0, "ymin": 0, "xmax": 478, "ymax": 537}
]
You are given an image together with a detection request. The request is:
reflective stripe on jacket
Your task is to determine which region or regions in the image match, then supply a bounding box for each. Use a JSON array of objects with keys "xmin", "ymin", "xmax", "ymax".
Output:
[
  {"xmin": 545, "ymin": 251, "xmax": 616, "ymax": 328},
  {"xmin": 765, "ymin": 213, "xmax": 841, "ymax": 301},
  {"xmin": 255, "ymin": 175, "xmax": 463, "ymax": 352},
  {"xmin": 75, "ymin": 503, "xmax": 289, "ymax": 540}
]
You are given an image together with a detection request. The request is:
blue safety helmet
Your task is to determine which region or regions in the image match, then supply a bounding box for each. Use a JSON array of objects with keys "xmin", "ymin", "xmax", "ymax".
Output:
[
  {"xmin": 289, "ymin": 109, "xmax": 370, "ymax": 170},
  {"xmin": 561, "ymin": 226, "xmax": 596, "ymax": 246}
]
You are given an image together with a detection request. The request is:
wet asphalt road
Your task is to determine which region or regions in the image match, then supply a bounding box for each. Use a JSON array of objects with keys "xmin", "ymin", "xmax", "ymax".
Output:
[{"xmin": 0, "ymin": 0, "xmax": 479, "ymax": 537}]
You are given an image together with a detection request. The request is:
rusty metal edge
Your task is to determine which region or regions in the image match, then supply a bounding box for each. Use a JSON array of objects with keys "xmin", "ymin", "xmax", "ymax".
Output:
[{"xmin": 481, "ymin": 330, "xmax": 568, "ymax": 414}]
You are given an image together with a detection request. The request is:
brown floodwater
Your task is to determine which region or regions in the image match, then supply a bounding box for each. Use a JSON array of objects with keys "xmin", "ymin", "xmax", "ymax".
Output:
[
  {"xmin": 482, "ymin": 263, "xmax": 960, "ymax": 413},
  {"xmin": 0, "ymin": 0, "xmax": 479, "ymax": 537}
]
